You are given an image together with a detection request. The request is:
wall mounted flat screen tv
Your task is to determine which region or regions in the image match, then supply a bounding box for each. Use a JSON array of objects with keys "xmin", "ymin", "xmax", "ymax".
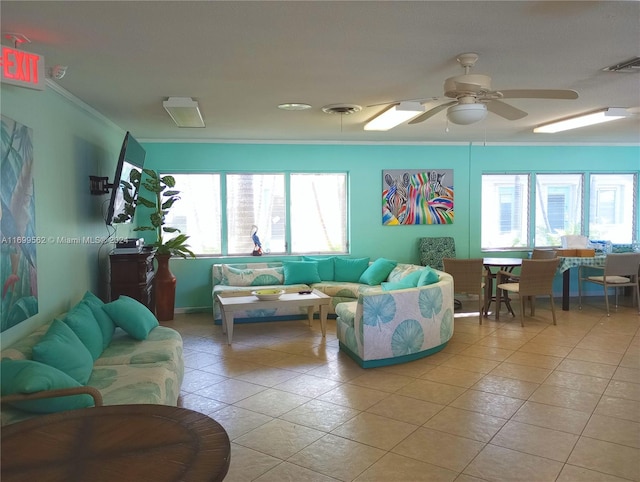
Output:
[{"xmin": 105, "ymin": 132, "xmax": 146, "ymax": 225}]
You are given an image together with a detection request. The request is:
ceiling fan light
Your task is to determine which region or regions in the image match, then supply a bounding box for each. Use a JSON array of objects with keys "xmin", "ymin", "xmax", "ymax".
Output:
[
  {"xmin": 533, "ymin": 108, "xmax": 629, "ymax": 133},
  {"xmin": 163, "ymin": 97, "xmax": 205, "ymax": 128},
  {"xmin": 364, "ymin": 101, "xmax": 425, "ymax": 131},
  {"xmin": 446, "ymin": 103, "xmax": 488, "ymax": 125}
]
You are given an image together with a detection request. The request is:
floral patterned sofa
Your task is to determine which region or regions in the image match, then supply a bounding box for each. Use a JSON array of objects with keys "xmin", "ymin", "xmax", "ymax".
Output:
[
  {"xmin": 1, "ymin": 293, "xmax": 184, "ymax": 426},
  {"xmin": 212, "ymin": 259, "xmax": 454, "ymax": 367}
]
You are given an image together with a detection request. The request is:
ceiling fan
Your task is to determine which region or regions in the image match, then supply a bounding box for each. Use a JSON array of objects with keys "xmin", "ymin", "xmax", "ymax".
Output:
[{"xmin": 368, "ymin": 53, "xmax": 579, "ymax": 129}]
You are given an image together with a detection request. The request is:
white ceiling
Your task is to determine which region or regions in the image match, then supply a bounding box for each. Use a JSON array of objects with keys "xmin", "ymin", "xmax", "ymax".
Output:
[{"xmin": 2, "ymin": 1, "xmax": 640, "ymax": 144}]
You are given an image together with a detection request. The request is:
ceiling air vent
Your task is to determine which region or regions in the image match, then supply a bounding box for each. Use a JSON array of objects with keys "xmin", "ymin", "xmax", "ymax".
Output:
[
  {"xmin": 603, "ymin": 57, "xmax": 640, "ymax": 73},
  {"xmin": 322, "ymin": 104, "xmax": 362, "ymax": 115}
]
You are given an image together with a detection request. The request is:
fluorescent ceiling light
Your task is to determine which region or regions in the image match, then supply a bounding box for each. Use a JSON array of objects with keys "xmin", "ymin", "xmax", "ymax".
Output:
[
  {"xmin": 533, "ymin": 108, "xmax": 629, "ymax": 133},
  {"xmin": 364, "ymin": 101, "xmax": 425, "ymax": 131},
  {"xmin": 163, "ymin": 97, "xmax": 205, "ymax": 128}
]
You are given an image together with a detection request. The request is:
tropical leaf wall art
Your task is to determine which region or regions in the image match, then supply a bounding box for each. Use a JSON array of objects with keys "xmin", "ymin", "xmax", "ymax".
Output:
[
  {"xmin": 1, "ymin": 116, "xmax": 38, "ymax": 331},
  {"xmin": 382, "ymin": 169, "xmax": 454, "ymax": 225}
]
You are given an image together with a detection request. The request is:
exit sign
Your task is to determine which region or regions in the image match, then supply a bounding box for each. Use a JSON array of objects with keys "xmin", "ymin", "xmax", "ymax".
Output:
[{"xmin": 0, "ymin": 45, "xmax": 45, "ymax": 90}]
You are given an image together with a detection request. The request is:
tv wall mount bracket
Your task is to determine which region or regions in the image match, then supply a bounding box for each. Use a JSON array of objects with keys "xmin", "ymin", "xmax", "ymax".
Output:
[{"xmin": 89, "ymin": 175, "xmax": 113, "ymax": 195}]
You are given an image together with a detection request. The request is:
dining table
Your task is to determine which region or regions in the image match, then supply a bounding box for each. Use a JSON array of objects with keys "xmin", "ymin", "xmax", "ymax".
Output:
[
  {"xmin": 483, "ymin": 257, "xmax": 523, "ymax": 317},
  {"xmin": 556, "ymin": 255, "xmax": 607, "ymax": 310}
]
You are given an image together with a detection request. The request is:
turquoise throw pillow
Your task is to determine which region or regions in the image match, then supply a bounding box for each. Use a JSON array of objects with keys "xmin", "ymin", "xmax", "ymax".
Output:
[
  {"xmin": 31, "ymin": 319, "xmax": 94, "ymax": 384},
  {"xmin": 302, "ymin": 256, "xmax": 335, "ymax": 281},
  {"xmin": 102, "ymin": 296, "xmax": 159, "ymax": 340},
  {"xmin": 283, "ymin": 261, "xmax": 321, "ymax": 285},
  {"xmin": 359, "ymin": 258, "xmax": 398, "ymax": 285},
  {"xmin": 400, "ymin": 269, "xmax": 423, "ymax": 287},
  {"xmin": 381, "ymin": 281, "xmax": 412, "ymax": 291},
  {"xmin": 334, "ymin": 257, "xmax": 370, "ymax": 283},
  {"xmin": 63, "ymin": 301, "xmax": 104, "ymax": 360},
  {"xmin": 82, "ymin": 291, "xmax": 116, "ymax": 348},
  {"xmin": 417, "ymin": 267, "xmax": 440, "ymax": 286},
  {"xmin": 0, "ymin": 359, "xmax": 94, "ymax": 413}
]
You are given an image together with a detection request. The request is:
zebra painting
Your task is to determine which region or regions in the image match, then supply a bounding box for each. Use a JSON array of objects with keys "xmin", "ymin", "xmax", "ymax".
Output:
[{"xmin": 382, "ymin": 169, "xmax": 454, "ymax": 225}]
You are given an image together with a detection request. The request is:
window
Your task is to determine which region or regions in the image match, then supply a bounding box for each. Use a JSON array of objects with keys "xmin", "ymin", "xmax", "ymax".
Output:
[
  {"xmin": 482, "ymin": 174, "xmax": 529, "ymax": 248},
  {"xmin": 290, "ymin": 173, "xmax": 347, "ymax": 253},
  {"xmin": 161, "ymin": 174, "xmax": 222, "ymax": 254},
  {"xmin": 589, "ymin": 173, "xmax": 636, "ymax": 243},
  {"xmin": 482, "ymin": 172, "xmax": 636, "ymax": 250},
  {"xmin": 227, "ymin": 174, "xmax": 286, "ymax": 255},
  {"xmin": 159, "ymin": 172, "xmax": 348, "ymax": 256},
  {"xmin": 535, "ymin": 174, "xmax": 583, "ymax": 247}
]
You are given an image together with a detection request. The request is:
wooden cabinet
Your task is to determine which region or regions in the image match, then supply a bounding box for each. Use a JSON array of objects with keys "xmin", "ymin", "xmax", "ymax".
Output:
[{"xmin": 109, "ymin": 250, "xmax": 155, "ymax": 312}]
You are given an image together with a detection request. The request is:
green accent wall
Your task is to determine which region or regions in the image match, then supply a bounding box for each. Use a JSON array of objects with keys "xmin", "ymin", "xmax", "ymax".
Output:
[
  {"xmin": 141, "ymin": 142, "xmax": 639, "ymax": 311},
  {"xmin": 1, "ymin": 84, "xmax": 129, "ymax": 347}
]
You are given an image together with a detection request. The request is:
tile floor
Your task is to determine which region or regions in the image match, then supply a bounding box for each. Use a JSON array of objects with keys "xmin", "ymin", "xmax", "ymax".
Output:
[{"xmin": 164, "ymin": 296, "xmax": 640, "ymax": 482}]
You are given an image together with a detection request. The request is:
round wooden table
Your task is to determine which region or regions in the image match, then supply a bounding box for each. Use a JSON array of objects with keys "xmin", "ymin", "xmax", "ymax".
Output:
[
  {"xmin": 483, "ymin": 257, "xmax": 523, "ymax": 317},
  {"xmin": 1, "ymin": 404, "xmax": 230, "ymax": 482}
]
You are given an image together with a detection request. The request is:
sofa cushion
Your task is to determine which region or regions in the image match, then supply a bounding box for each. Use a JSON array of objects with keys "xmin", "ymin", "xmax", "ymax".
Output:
[
  {"xmin": 283, "ymin": 261, "xmax": 321, "ymax": 285},
  {"xmin": 302, "ymin": 256, "xmax": 335, "ymax": 281},
  {"xmin": 359, "ymin": 258, "xmax": 398, "ymax": 285},
  {"xmin": 32, "ymin": 319, "xmax": 94, "ymax": 384},
  {"xmin": 417, "ymin": 267, "xmax": 440, "ymax": 286},
  {"xmin": 63, "ymin": 301, "xmax": 104, "ymax": 360},
  {"xmin": 96, "ymin": 326, "xmax": 184, "ymax": 367},
  {"xmin": 88, "ymin": 363, "xmax": 181, "ymax": 406},
  {"xmin": 222, "ymin": 265, "xmax": 284, "ymax": 286},
  {"xmin": 0, "ymin": 359, "xmax": 94, "ymax": 413},
  {"xmin": 335, "ymin": 257, "xmax": 370, "ymax": 282},
  {"xmin": 309, "ymin": 281, "xmax": 361, "ymax": 299},
  {"xmin": 102, "ymin": 296, "xmax": 159, "ymax": 341},
  {"xmin": 82, "ymin": 291, "xmax": 116, "ymax": 348}
]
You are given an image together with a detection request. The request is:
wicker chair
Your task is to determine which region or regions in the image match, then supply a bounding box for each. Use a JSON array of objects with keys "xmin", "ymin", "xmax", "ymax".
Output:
[
  {"xmin": 443, "ymin": 258, "xmax": 486, "ymax": 324},
  {"xmin": 496, "ymin": 258, "xmax": 560, "ymax": 326},
  {"xmin": 578, "ymin": 253, "xmax": 640, "ymax": 316}
]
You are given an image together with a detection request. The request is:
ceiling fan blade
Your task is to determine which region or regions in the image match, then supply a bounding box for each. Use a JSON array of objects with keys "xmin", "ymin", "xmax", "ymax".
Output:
[
  {"xmin": 487, "ymin": 100, "xmax": 528, "ymax": 120},
  {"xmin": 408, "ymin": 101, "xmax": 457, "ymax": 124},
  {"xmin": 500, "ymin": 89, "xmax": 579, "ymax": 100}
]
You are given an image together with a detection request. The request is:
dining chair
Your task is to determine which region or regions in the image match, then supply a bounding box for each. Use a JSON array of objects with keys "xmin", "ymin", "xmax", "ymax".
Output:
[
  {"xmin": 495, "ymin": 258, "xmax": 560, "ymax": 326},
  {"xmin": 443, "ymin": 258, "xmax": 486, "ymax": 324},
  {"xmin": 578, "ymin": 252, "xmax": 640, "ymax": 316},
  {"xmin": 532, "ymin": 249, "xmax": 558, "ymax": 260}
]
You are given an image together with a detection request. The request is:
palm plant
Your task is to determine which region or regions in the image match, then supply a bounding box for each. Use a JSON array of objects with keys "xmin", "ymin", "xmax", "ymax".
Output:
[{"xmin": 135, "ymin": 169, "xmax": 195, "ymax": 258}]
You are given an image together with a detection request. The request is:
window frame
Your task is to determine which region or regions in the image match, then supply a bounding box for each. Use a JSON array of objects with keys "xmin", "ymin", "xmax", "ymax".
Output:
[
  {"xmin": 482, "ymin": 171, "xmax": 637, "ymax": 251},
  {"xmin": 157, "ymin": 170, "xmax": 349, "ymax": 257}
]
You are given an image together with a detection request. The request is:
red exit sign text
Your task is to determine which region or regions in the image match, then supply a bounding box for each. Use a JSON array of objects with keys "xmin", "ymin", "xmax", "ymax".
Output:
[{"xmin": 1, "ymin": 46, "xmax": 45, "ymax": 90}]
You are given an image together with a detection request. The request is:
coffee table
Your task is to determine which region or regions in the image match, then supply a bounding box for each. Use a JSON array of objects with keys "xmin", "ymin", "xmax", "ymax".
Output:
[
  {"xmin": 216, "ymin": 288, "xmax": 330, "ymax": 344},
  {"xmin": 1, "ymin": 404, "xmax": 230, "ymax": 482}
]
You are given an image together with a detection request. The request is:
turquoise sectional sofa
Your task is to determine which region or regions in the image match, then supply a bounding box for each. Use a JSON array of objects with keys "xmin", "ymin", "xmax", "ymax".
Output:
[
  {"xmin": 1, "ymin": 293, "xmax": 184, "ymax": 426},
  {"xmin": 212, "ymin": 258, "xmax": 455, "ymax": 367}
]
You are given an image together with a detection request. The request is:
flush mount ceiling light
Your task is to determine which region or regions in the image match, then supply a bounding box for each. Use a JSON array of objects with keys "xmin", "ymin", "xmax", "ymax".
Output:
[
  {"xmin": 446, "ymin": 103, "xmax": 488, "ymax": 125},
  {"xmin": 533, "ymin": 107, "xmax": 630, "ymax": 133},
  {"xmin": 163, "ymin": 97, "xmax": 205, "ymax": 128},
  {"xmin": 277, "ymin": 103, "xmax": 312, "ymax": 111},
  {"xmin": 364, "ymin": 101, "xmax": 425, "ymax": 131}
]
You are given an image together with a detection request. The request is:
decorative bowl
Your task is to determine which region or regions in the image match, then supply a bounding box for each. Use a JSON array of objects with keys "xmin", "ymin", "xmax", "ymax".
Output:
[{"xmin": 251, "ymin": 289, "xmax": 285, "ymax": 301}]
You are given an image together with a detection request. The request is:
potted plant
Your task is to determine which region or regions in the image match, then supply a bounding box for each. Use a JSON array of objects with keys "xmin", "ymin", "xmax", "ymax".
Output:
[{"xmin": 135, "ymin": 169, "xmax": 195, "ymax": 321}]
